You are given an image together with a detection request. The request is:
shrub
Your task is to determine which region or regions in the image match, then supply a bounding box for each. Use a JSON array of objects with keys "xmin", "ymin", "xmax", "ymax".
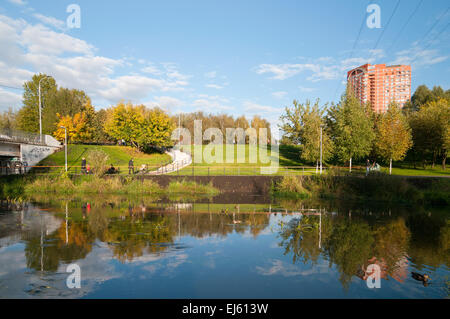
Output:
[{"xmin": 87, "ymin": 149, "xmax": 109, "ymax": 176}]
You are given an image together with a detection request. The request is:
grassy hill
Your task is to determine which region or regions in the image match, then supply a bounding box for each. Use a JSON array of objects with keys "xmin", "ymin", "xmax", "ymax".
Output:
[{"xmin": 36, "ymin": 144, "xmax": 171, "ymax": 174}]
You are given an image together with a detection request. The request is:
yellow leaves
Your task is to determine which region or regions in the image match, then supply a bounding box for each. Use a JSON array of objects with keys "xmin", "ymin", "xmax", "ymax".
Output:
[
  {"xmin": 375, "ymin": 103, "xmax": 412, "ymax": 161},
  {"xmin": 103, "ymin": 102, "xmax": 175, "ymax": 149},
  {"xmin": 53, "ymin": 111, "xmax": 93, "ymax": 143}
]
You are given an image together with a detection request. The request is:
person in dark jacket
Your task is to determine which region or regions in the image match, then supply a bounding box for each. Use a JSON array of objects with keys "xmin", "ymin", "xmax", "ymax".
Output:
[
  {"xmin": 128, "ymin": 158, "xmax": 134, "ymax": 174},
  {"xmin": 81, "ymin": 157, "xmax": 87, "ymax": 174}
]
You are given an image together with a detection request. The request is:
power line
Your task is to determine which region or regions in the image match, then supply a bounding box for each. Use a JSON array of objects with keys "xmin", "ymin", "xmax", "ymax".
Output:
[
  {"xmin": 0, "ymin": 83, "xmax": 23, "ymax": 90},
  {"xmin": 415, "ymin": 6, "xmax": 450, "ymax": 47},
  {"xmin": 332, "ymin": 0, "xmax": 371, "ymax": 103},
  {"xmin": 410, "ymin": 21, "xmax": 450, "ymax": 64},
  {"xmin": 371, "ymin": 0, "xmax": 401, "ymax": 56},
  {"xmin": 386, "ymin": 0, "xmax": 424, "ymax": 54}
]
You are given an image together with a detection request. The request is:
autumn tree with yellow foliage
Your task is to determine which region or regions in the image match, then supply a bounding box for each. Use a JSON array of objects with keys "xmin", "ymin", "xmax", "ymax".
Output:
[
  {"xmin": 375, "ymin": 102, "xmax": 412, "ymax": 174},
  {"xmin": 104, "ymin": 102, "xmax": 175, "ymax": 152},
  {"xmin": 53, "ymin": 111, "xmax": 93, "ymax": 143}
]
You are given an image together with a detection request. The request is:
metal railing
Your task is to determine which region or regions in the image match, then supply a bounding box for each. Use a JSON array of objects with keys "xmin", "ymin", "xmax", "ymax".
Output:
[{"xmin": 0, "ymin": 128, "xmax": 46, "ymax": 145}]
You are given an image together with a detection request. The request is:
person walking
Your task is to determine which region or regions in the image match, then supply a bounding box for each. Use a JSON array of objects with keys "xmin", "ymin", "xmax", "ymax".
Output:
[
  {"xmin": 81, "ymin": 157, "xmax": 87, "ymax": 174},
  {"xmin": 366, "ymin": 159, "xmax": 370, "ymax": 176},
  {"xmin": 128, "ymin": 158, "xmax": 134, "ymax": 175}
]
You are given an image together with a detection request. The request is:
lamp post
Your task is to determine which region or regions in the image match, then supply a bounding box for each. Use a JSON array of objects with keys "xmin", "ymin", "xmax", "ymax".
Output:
[
  {"xmin": 320, "ymin": 125, "xmax": 324, "ymax": 174},
  {"xmin": 38, "ymin": 76, "xmax": 49, "ymax": 143},
  {"xmin": 60, "ymin": 126, "xmax": 67, "ymax": 172}
]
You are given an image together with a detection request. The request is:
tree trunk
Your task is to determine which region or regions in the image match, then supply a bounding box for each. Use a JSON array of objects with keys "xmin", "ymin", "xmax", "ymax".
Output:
[
  {"xmin": 389, "ymin": 158, "xmax": 392, "ymax": 175},
  {"xmin": 443, "ymin": 153, "xmax": 447, "ymax": 170},
  {"xmin": 349, "ymin": 157, "xmax": 352, "ymax": 173},
  {"xmin": 432, "ymin": 150, "xmax": 436, "ymax": 169}
]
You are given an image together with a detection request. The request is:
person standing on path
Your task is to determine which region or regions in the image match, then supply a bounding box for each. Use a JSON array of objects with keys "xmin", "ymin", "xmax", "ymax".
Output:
[
  {"xmin": 81, "ymin": 157, "xmax": 87, "ymax": 174},
  {"xmin": 128, "ymin": 158, "xmax": 134, "ymax": 175}
]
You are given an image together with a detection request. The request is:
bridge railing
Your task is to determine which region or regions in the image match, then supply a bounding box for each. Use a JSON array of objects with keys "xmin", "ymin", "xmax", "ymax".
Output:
[{"xmin": 0, "ymin": 128, "xmax": 45, "ymax": 145}]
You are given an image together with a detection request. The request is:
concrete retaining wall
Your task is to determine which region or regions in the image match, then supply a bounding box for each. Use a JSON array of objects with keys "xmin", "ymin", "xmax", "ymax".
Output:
[{"xmin": 138, "ymin": 175, "xmax": 283, "ymax": 194}]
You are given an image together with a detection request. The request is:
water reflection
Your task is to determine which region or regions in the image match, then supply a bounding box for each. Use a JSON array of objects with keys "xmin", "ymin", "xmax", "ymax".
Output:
[{"xmin": 0, "ymin": 198, "xmax": 448, "ymax": 298}]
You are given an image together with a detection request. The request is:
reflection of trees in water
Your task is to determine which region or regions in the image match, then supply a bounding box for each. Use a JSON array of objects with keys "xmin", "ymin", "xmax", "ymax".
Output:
[
  {"xmin": 406, "ymin": 212, "xmax": 450, "ymax": 269},
  {"xmin": 278, "ymin": 214, "xmax": 331, "ymax": 265},
  {"xmin": 278, "ymin": 210, "xmax": 448, "ymax": 289},
  {"xmin": 22, "ymin": 204, "xmax": 271, "ymax": 268},
  {"xmin": 25, "ymin": 222, "xmax": 94, "ymax": 272}
]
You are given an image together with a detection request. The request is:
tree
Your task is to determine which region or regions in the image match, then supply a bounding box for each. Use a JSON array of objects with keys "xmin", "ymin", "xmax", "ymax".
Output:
[
  {"xmin": 104, "ymin": 102, "xmax": 175, "ymax": 151},
  {"xmin": 411, "ymin": 84, "xmax": 450, "ymax": 111},
  {"xmin": 409, "ymin": 98, "xmax": 450, "ymax": 169},
  {"xmin": 53, "ymin": 111, "xmax": 93, "ymax": 143},
  {"xmin": 138, "ymin": 107, "xmax": 176, "ymax": 150},
  {"xmin": 375, "ymin": 102, "xmax": 412, "ymax": 174},
  {"xmin": 251, "ymin": 115, "xmax": 271, "ymax": 143},
  {"xmin": 280, "ymin": 100, "xmax": 333, "ymax": 168},
  {"xmin": 0, "ymin": 107, "xmax": 17, "ymax": 132},
  {"xmin": 328, "ymin": 87, "xmax": 375, "ymax": 172},
  {"xmin": 16, "ymin": 74, "xmax": 57, "ymax": 133},
  {"xmin": 279, "ymin": 100, "xmax": 303, "ymax": 145}
]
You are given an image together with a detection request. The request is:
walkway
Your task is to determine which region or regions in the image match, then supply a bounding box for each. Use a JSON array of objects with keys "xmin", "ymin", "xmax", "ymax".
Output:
[{"xmin": 148, "ymin": 149, "xmax": 192, "ymax": 175}]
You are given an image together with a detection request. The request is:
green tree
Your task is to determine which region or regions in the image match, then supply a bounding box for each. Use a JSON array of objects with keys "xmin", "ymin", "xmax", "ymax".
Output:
[
  {"xmin": 375, "ymin": 102, "xmax": 413, "ymax": 174},
  {"xmin": 16, "ymin": 74, "xmax": 57, "ymax": 133},
  {"xmin": 328, "ymin": 87, "xmax": 375, "ymax": 172},
  {"xmin": 280, "ymin": 100, "xmax": 333, "ymax": 168},
  {"xmin": 409, "ymin": 98, "xmax": 450, "ymax": 169},
  {"xmin": 0, "ymin": 107, "xmax": 17, "ymax": 131}
]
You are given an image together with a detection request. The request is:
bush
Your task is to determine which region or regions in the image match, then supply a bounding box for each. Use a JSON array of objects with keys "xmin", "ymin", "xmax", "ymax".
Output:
[{"xmin": 87, "ymin": 149, "xmax": 109, "ymax": 176}]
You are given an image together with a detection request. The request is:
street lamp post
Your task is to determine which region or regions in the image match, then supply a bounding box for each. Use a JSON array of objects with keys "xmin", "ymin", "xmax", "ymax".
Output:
[
  {"xmin": 319, "ymin": 125, "xmax": 324, "ymax": 174},
  {"xmin": 60, "ymin": 126, "xmax": 67, "ymax": 172},
  {"xmin": 38, "ymin": 76, "xmax": 49, "ymax": 143}
]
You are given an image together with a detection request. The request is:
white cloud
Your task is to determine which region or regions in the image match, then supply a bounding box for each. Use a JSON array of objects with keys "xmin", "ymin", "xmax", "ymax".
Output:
[
  {"xmin": 271, "ymin": 91, "xmax": 287, "ymax": 98},
  {"xmin": 20, "ymin": 23, "xmax": 94, "ymax": 55},
  {"xmin": 0, "ymin": 88, "xmax": 22, "ymax": 109},
  {"xmin": 33, "ymin": 13, "xmax": 66, "ymax": 31},
  {"xmin": 243, "ymin": 101, "xmax": 280, "ymax": 113},
  {"xmin": 0, "ymin": 14, "xmax": 190, "ymax": 107},
  {"xmin": 298, "ymin": 86, "xmax": 315, "ymax": 93},
  {"xmin": 204, "ymin": 71, "xmax": 217, "ymax": 79},
  {"xmin": 192, "ymin": 95, "xmax": 233, "ymax": 111},
  {"xmin": 255, "ymin": 63, "xmax": 318, "ymax": 80},
  {"xmin": 205, "ymin": 84, "xmax": 224, "ymax": 89},
  {"xmin": 146, "ymin": 96, "xmax": 184, "ymax": 112},
  {"xmin": 7, "ymin": 0, "xmax": 26, "ymax": 5},
  {"xmin": 142, "ymin": 64, "xmax": 163, "ymax": 75},
  {"xmin": 390, "ymin": 46, "xmax": 448, "ymax": 68}
]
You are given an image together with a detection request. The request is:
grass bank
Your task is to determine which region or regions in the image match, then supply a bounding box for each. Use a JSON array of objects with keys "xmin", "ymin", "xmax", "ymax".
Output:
[
  {"xmin": 36, "ymin": 144, "xmax": 171, "ymax": 174},
  {"xmin": 0, "ymin": 175, "xmax": 220, "ymax": 200},
  {"xmin": 272, "ymin": 172, "xmax": 450, "ymax": 206}
]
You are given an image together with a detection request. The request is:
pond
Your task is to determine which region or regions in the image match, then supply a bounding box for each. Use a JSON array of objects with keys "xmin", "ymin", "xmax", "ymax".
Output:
[{"xmin": 0, "ymin": 196, "xmax": 448, "ymax": 299}]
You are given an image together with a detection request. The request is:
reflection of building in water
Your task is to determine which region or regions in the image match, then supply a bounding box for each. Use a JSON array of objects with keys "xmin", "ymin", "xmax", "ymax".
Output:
[{"xmin": 356, "ymin": 256, "xmax": 409, "ymax": 283}]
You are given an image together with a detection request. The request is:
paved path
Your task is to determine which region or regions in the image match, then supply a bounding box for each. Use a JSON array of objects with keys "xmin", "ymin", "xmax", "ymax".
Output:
[{"xmin": 148, "ymin": 149, "xmax": 192, "ymax": 175}]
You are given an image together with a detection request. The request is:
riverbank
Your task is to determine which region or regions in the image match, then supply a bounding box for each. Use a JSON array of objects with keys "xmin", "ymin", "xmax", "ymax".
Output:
[
  {"xmin": 272, "ymin": 173, "xmax": 450, "ymax": 206},
  {"xmin": 0, "ymin": 175, "xmax": 219, "ymax": 200}
]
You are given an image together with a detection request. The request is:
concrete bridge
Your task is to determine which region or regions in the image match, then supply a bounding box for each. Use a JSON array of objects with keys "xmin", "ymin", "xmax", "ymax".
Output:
[{"xmin": 0, "ymin": 128, "xmax": 61, "ymax": 174}]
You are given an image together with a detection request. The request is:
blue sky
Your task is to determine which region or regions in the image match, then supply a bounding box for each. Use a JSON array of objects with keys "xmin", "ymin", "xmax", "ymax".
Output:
[{"xmin": 0, "ymin": 0, "xmax": 449, "ymax": 130}]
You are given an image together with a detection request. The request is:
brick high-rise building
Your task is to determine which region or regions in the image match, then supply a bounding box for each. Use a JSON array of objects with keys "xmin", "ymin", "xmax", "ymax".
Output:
[{"xmin": 347, "ymin": 63, "xmax": 411, "ymax": 113}]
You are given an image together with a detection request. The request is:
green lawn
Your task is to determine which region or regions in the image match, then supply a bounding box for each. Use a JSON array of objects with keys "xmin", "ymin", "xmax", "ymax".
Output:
[
  {"xmin": 170, "ymin": 144, "xmax": 317, "ymax": 176},
  {"xmin": 35, "ymin": 144, "xmax": 171, "ymax": 174},
  {"xmin": 34, "ymin": 143, "xmax": 449, "ymax": 177}
]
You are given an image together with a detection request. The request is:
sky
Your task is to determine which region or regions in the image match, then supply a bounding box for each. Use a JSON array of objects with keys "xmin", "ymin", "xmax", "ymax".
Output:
[{"xmin": 0, "ymin": 0, "xmax": 449, "ymax": 132}]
